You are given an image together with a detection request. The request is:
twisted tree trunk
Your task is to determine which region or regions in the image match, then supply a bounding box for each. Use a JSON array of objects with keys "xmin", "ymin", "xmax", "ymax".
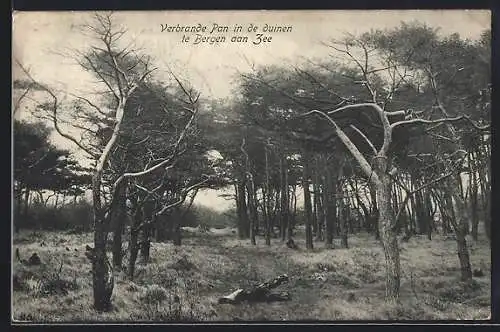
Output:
[
  {"xmin": 448, "ymin": 175, "xmax": 473, "ymax": 283},
  {"xmin": 128, "ymin": 203, "xmax": 142, "ymax": 281},
  {"xmin": 373, "ymin": 157, "xmax": 400, "ymax": 303},
  {"xmin": 91, "ymin": 171, "xmax": 114, "ymax": 311},
  {"xmin": 111, "ymin": 183, "xmax": 126, "ymax": 269}
]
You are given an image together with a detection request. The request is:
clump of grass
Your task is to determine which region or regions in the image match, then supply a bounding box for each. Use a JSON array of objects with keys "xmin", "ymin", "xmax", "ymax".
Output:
[
  {"xmin": 130, "ymin": 304, "xmax": 180, "ymax": 321},
  {"xmin": 131, "ymin": 291, "xmax": 215, "ymax": 322},
  {"xmin": 435, "ymin": 280, "xmax": 482, "ymax": 302},
  {"xmin": 310, "ymin": 298, "xmax": 374, "ymax": 320},
  {"xmin": 169, "ymin": 256, "xmax": 197, "ymax": 271},
  {"xmin": 23, "ymin": 276, "xmax": 44, "ymax": 295},
  {"xmin": 13, "ymin": 268, "xmax": 36, "ymax": 292},
  {"xmin": 463, "ymin": 294, "xmax": 490, "ymax": 307},
  {"xmin": 424, "ymin": 295, "xmax": 452, "ymax": 311},
  {"xmin": 375, "ymin": 302, "xmax": 434, "ymax": 320},
  {"xmin": 316, "ymin": 262, "xmax": 336, "ymax": 272},
  {"xmin": 328, "ymin": 271, "xmax": 361, "ymax": 289},
  {"xmin": 13, "ymin": 259, "xmax": 79, "ymax": 297},
  {"xmin": 151, "ymin": 269, "xmax": 178, "ymax": 289},
  {"xmin": 139, "ymin": 284, "xmax": 168, "ymax": 305},
  {"xmin": 130, "ymin": 304, "xmax": 201, "ymax": 322},
  {"xmin": 124, "ymin": 281, "xmax": 142, "ymax": 292},
  {"xmin": 14, "ymin": 271, "xmax": 79, "ymax": 298},
  {"xmin": 351, "ymin": 249, "xmax": 384, "ymax": 284},
  {"xmin": 40, "ymin": 275, "xmax": 79, "ymax": 296}
]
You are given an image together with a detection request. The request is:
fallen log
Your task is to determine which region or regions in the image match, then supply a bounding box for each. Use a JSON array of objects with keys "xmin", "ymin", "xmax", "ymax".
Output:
[{"xmin": 218, "ymin": 274, "xmax": 290, "ymax": 304}]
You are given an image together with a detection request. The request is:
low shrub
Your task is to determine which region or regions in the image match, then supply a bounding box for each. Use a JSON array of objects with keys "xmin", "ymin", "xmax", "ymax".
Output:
[{"xmin": 15, "ymin": 201, "xmax": 93, "ymax": 232}]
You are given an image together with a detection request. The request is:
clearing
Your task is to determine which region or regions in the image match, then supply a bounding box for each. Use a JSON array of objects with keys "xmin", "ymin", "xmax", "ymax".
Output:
[{"xmin": 12, "ymin": 228, "xmax": 491, "ymax": 322}]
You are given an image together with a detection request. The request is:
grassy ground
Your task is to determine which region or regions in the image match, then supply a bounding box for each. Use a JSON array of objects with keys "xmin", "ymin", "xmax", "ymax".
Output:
[{"xmin": 12, "ymin": 228, "xmax": 491, "ymax": 322}]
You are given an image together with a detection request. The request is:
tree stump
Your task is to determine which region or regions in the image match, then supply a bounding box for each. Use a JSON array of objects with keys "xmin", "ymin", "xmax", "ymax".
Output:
[{"xmin": 286, "ymin": 238, "xmax": 298, "ymax": 250}]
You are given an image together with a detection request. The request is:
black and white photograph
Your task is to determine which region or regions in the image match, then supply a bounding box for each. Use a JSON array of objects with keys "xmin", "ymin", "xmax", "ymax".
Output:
[{"xmin": 12, "ymin": 10, "xmax": 491, "ymax": 322}]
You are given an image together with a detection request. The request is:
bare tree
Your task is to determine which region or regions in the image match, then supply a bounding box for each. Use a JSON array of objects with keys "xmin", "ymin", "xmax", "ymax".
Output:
[{"xmin": 16, "ymin": 12, "xmax": 205, "ymax": 311}]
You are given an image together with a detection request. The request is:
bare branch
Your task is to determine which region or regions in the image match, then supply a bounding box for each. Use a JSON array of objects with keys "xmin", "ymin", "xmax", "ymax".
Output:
[
  {"xmin": 349, "ymin": 124, "xmax": 377, "ymax": 155},
  {"xmin": 323, "ymin": 39, "xmax": 377, "ymax": 102},
  {"xmin": 13, "ymin": 86, "xmax": 32, "ymax": 114},
  {"xmin": 179, "ymin": 188, "xmax": 199, "ymax": 219},
  {"xmin": 15, "ymin": 59, "xmax": 99, "ymax": 159},
  {"xmin": 301, "ymin": 110, "xmax": 380, "ymax": 186},
  {"xmin": 239, "ymin": 72, "xmax": 312, "ymax": 110},
  {"xmin": 291, "ymin": 64, "xmax": 349, "ymax": 103},
  {"xmin": 303, "ymin": 101, "xmax": 393, "ymax": 156},
  {"xmin": 393, "ymin": 172, "xmax": 454, "ymax": 226},
  {"xmin": 428, "ymin": 132, "xmax": 458, "ymax": 143},
  {"xmin": 391, "ymin": 115, "xmax": 489, "ymax": 131},
  {"xmin": 27, "ymin": 150, "xmax": 49, "ymax": 169},
  {"xmin": 69, "ymin": 93, "xmax": 108, "ymax": 117},
  {"xmin": 111, "ymin": 107, "xmax": 196, "ymax": 190},
  {"xmin": 155, "ymin": 177, "xmax": 209, "ymax": 216},
  {"xmin": 70, "ymin": 122, "xmax": 100, "ymax": 135},
  {"xmin": 81, "ymin": 53, "xmax": 120, "ymax": 101},
  {"xmin": 110, "ymin": 75, "xmax": 199, "ymax": 197},
  {"xmin": 326, "ymin": 102, "xmax": 382, "ymax": 118},
  {"xmin": 134, "ymin": 183, "xmax": 162, "ymax": 201},
  {"xmin": 385, "ymin": 110, "xmax": 407, "ymax": 117}
]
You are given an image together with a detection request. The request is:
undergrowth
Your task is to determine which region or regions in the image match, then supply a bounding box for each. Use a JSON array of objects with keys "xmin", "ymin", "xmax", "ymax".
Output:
[{"xmin": 12, "ymin": 230, "xmax": 491, "ymax": 322}]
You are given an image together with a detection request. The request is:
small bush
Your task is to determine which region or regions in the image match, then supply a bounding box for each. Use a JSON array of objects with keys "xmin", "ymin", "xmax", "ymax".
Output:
[
  {"xmin": 13, "ymin": 254, "xmax": 79, "ymax": 297},
  {"xmin": 41, "ymin": 276, "xmax": 79, "ymax": 296},
  {"xmin": 14, "ymin": 271, "xmax": 78, "ymax": 297}
]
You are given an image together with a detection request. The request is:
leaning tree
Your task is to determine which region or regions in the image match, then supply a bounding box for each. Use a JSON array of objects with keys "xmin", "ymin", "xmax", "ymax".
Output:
[{"xmin": 295, "ymin": 24, "xmax": 489, "ymax": 301}]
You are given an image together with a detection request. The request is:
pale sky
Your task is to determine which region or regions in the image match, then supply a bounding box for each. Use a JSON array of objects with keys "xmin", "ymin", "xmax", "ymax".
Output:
[
  {"xmin": 12, "ymin": 10, "xmax": 490, "ymax": 210},
  {"xmin": 13, "ymin": 10, "xmax": 490, "ymax": 100}
]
